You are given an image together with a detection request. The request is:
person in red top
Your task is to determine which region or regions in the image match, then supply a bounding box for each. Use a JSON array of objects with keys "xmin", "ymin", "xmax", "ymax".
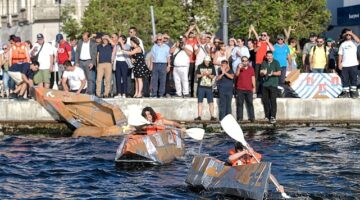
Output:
[
  {"xmin": 56, "ymin": 34, "xmax": 72, "ymax": 80},
  {"xmin": 235, "ymin": 56, "xmax": 255, "ymax": 122},
  {"xmin": 228, "ymin": 142, "xmax": 286, "ymax": 194},
  {"xmin": 249, "ymin": 25, "xmax": 274, "ymax": 96},
  {"xmin": 141, "ymin": 107, "xmax": 182, "ymax": 135},
  {"xmin": 185, "ymin": 22, "xmax": 200, "ymax": 97}
]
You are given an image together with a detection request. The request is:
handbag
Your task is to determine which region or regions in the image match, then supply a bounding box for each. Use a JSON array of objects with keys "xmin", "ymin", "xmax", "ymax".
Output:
[
  {"xmin": 31, "ymin": 44, "xmax": 44, "ymax": 63},
  {"xmin": 125, "ymin": 55, "xmax": 134, "ymax": 69}
]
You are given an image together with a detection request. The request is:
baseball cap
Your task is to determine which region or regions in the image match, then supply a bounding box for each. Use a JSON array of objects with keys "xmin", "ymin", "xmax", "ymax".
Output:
[
  {"xmin": 326, "ymin": 38, "xmax": 334, "ymax": 42},
  {"xmin": 14, "ymin": 37, "xmax": 21, "ymax": 43},
  {"xmin": 277, "ymin": 34, "xmax": 285, "ymax": 39},
  {"xmin": 309, "ymin": 32, "xmax": 317, "ymax": 37},
  {"xmin": 56, "ymin": 33, "xmax": 64, "ymax": 42},
  {"xmin": 204, "ymin": 55, "xmax": 211, "ymax": 62},
  {"xmin": 37, "ymin": 33, "xmax": 44, "ymax": 39}
]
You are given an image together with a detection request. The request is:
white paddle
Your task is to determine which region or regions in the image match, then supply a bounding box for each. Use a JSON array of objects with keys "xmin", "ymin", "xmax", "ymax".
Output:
[
  {"xmin": 220, "ymin": 114, "xmax": 291, "ymax": 199},
  {"xmin": 128, "ymin": 114, "xmax": 205, "ymax": 141}
]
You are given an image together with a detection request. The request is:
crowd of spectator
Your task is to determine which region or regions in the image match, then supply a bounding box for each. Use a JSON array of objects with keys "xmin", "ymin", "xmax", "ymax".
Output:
[{"xmin": 0, "ymin": 24, "xmax": 359, "ymax": 124}]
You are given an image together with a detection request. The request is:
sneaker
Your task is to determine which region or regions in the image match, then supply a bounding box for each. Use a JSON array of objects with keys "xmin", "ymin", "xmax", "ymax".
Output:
[
  {"xmin": 210, "ymin": 116, "xmax": 217, "ymax": 121},
  {"xmin": 16, "ymin": 96, "xmax": 28, "ymax": 101},
  {"xmin": 194, "ymin": 116, "xmax": 201, "ymax": 121},
  {"xmin": 122, "ymin": 94, "xmax": 126, "ymax": 98},
  {"xmin": 150, "ymin": 95, "xmax": 157, "ymax": 98},
  {"xmin": 270, "ymin": 117, "xmax": 276, "ymax": 124},
  {"xmin": 9, "ymin": 93, "xmax": 17, "ymax": 99},
  {"xmin": 350, "ymin": 91, "xmax": 359, "ymax": 99},
  {"xmin": 263, "ymin": 117, "xmax": 269, "ymax": 121},
  {"xmin": 183, "ymin": 94, "xmax": 191, "ymax": 98},
  {"xmin": 249, "ymin": 119, "xmax": 255, "ymax": 123},
  {"xmin": 338, "ymin": 91, "xmax": 350, "ymax": 98}
]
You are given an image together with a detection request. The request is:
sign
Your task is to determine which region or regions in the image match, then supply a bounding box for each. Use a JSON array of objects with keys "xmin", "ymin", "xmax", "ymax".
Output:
[
  {"xmin": 337, "ymin": 4, "xmax": 360, "ymax": 26},
  {"xmin": 290, "ymin": 73, "xmax": 342, "ymax": 99}
]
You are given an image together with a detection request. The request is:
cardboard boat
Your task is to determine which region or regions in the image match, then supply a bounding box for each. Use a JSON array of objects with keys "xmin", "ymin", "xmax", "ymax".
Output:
[
  {"xmin": 115, "ymin": 128, "xmax": 184, "ymax": 165},
  {"xmin": 186, "ymin": 155, "xmax": 271, "ymax": 200},
  {"xmin": 32, "ymin": 87, "xmax": 128, "ymax": 137}
]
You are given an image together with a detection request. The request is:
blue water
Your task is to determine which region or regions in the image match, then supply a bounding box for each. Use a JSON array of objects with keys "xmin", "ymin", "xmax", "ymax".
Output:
[{"xmin": 0, "ymin": 127, "xmax": 359, "ymax": 199}]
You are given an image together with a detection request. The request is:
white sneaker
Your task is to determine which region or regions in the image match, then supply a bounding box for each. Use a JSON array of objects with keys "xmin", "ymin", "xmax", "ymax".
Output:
[{"xmin": 122, "ymin": 94, "xmax": 126, "ymax": 98}]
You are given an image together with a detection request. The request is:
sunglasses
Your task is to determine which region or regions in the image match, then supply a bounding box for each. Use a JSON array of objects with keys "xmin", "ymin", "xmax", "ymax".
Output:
[
  {"xmin": 157, "ymin": 39, "xmax": 162, "ymax": 41},
  {"xmin": 241, "ymin": 60, "xmax": 248, "ymax": 62},
  {"xmin": 3, "ymin": 47, "xmax": 7, "ymax": 49},
  {"xmin": 277, "ymin": 38, "xmax": 284, "ymax": 40},
  {"xmin": 316, "ymin": 41, "xmax": 324, "ymax": 43},
  {"xmin": 261, "ymin": 34, "xmax": 267, "ymax": 37}
]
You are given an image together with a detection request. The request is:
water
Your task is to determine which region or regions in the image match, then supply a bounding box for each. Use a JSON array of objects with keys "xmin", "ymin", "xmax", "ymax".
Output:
[{"xmin": 0, "ymin": 127, "xmax": 359, "ymax": 199}]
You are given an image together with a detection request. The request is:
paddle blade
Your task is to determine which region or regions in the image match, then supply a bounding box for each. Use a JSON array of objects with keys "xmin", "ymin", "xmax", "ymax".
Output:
[
  {"xmin": 186, "ymin": 128, "xmax": 205, "ymax": 141},
  {"xmin": 220, "ymin": 114, "xmax": 247, "ymax": 146},
  {"xmin": 128, "ymin": 114, "xmax": 151, "ymax": 126},
  {"xmin": 281, "ymin": 192, "xmax": 291, "ymax": 199}
]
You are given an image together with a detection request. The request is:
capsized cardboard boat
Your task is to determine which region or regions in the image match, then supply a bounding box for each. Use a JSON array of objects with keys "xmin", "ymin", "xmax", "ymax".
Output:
[
  {"xmin": 32, "ymin": 87, "xmax": 128, "ymax": 137},
  {"xmin": 186, "ymin": 155, "xmax": 271, "ymax": 200},
  {"xmin": 115, "ymin": 128, "xmax": 184, "ymax": 165}
]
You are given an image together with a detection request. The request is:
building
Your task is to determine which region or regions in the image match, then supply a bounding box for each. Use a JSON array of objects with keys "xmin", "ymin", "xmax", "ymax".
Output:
[
  {"xmin": 326, "ymin": 0, "xmax": 360, "ymax": 39},
  {"xmin": 0, "ymin": 0, "xmax": 88, "ymax": 44}
]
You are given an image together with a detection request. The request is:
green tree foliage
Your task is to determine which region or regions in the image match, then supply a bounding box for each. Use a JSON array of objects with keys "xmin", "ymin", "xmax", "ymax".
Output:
[
  {"xmin": 75, "ymin": 0, "xmax": 220, "ymax": 49},
  {"xmin": 228, "ymin": 0, "xmax": 331, "ymax": 40},
  {"xmin": 60, "ymin": 4, "xmax": 81, "ymax": 39}
]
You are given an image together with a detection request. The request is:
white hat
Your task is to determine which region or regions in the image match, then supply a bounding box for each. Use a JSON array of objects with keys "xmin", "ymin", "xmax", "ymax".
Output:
[{"xmin": 204, "ymin": 56, "xmax": 211, "ymax": 61}]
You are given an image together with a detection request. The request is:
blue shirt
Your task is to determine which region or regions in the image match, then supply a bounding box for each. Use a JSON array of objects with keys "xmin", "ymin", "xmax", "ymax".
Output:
[
  {"xmin": 151, "ymin": 44, "xmax": 170, "ymax": 63},
  {"xmin": 217, "ymin": 68, "xmax": 234, "ymax": 92},
  {"xmin": 10, "ymin": 63, "xmax": 35, "ymax": 79},
  {"xmin": 273, "ymin": 43, "xmax": 290, "ymax": 67},
  {"xmin": 97, "ymin": 44, "xmax": 113, "ymax": 63}
]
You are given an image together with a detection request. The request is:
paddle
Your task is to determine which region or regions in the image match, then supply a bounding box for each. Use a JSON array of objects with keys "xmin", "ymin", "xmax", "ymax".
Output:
[
  {"xmin": 220, "ymin": 114, "xmax": 291, "ymax": 199},
  {"xmin": 128, "ymin": 114, "xmax": 205, "ymax": 141}
]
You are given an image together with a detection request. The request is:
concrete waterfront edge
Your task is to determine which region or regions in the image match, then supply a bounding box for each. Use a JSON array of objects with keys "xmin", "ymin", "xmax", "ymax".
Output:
[{"xmin": 0, "ymin": 98, "xmax": 359, "ymax": 122}]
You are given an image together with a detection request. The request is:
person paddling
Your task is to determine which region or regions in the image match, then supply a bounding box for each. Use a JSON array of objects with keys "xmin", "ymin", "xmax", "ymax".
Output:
[
  {"xmin": 228, "ymin": 142, "xmax": 286, "ymax": 194},
  {"xmin": 141, "ymin": 106, "xmax": 183, "ymax": 135}
]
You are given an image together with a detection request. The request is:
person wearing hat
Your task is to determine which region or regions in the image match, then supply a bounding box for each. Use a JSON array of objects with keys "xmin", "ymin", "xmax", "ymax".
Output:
[
  {"xmin": 56, "ymin": 33, "xmax": 72, "ymax": 87},
  {"xmin": 30, "ymin": 33, "xmax": 54, "ymax": 88},
  {"xmin": 273, "ymin": 34, "xmax": 291, "ymax": 95},
  {"xmin": 302, "ymin": 32, "xmax": 318, "ymax": 72},
  {"xmin": 194, "ymin": 55, "xmax": 216, "ymax": 121},
  {"xmin": 326, "ymin": 37, "xmax": 338, "ymax": 73}
]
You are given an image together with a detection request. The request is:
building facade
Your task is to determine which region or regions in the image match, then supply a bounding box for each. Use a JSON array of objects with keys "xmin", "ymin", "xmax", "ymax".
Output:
[{"xmin": 0, "ymin": 0, "xmax": 88, "ymax": 44}]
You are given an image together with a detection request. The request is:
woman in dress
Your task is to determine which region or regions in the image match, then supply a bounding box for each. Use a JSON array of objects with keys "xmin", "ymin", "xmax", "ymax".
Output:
[{"xmin": 124, "ymin": 37, "xmax": 150, "ymax": 98}]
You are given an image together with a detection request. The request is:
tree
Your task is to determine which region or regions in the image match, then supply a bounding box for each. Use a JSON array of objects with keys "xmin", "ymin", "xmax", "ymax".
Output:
[
  {"xmin": 61, "ymin": 4, "xmax": 81, "ymax": 39},
  {"xmin": 77, "ymin": 0, "xmax": 220, "ymax": 49},
  {"xmin": 228, "ymin": 0, "xmax": 330, "ymax": 40}
]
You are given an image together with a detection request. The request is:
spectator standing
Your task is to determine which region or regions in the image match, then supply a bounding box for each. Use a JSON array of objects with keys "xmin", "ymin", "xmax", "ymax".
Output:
[
  {"xmin": 247, "ymin": 39, "xmax": 256, "ymax": 67},
  {"xmin": 226, "ymin": 38, "xmax": 236, "ymax": 61},
  {"xmin": 288, "ymin": 38, "xmax": 300, "ymax": 71},
  {"xmin": 231, "ymin": 38, "xmax": 250, "ymax": 73},
  {"xmin": 0, "ymin": 44, "xmax": 10, "ymax": 97},
  {"xmin": 124, "ymin": 37, "xmax": 150, "ymax": 98},
  {"xmin": 194, "ymin": 34, "xmax": 211, "ymax": 96},
  {"xmin": 96, "ymin": 35, "xmax": 113, "ymax": 98},
  {"xmin": 112, "ymin": 35, "xmax": 130, "ymax": 98},
  {"xmin": 75, "ymin": 31, "xmax": 97, "ymax": 95},
  {"xmin": 127, "ymin": 27, "xmax": 145, "ymax": 53},
  {"xmin": 309, "ymin": 36, "xmax": 329, "ymax": 73},
  {"xmin": 61, "ymin": 60, "xmax": 87, "ymax": 94},
  {"xmin": 326, "ymin": 38, "xmax": 338, "ymax": 73},
  {"xmin": 217, "ymin": 60, "xmax": 234, "ymax": 120},
  {"xmin": 250, "ymin": 25, "xmax": 274, "ymax": 96},
  {"xmin": 235, "ymin": 56, "xmax": 255, "ymax": 122},
  {"xmin": 260, "ymin": 51, "xmax": 281, "ymax": 124},
  {"xmin": 185, "ymin": 24, "xmax": 200, "ymax": 97},
  {"xmin": 302, "ymin": 32, "xmax": 318, "ymax": 72},
  {"xmin": 70, "ymin": 37, "xmax": 77, "ymax": 65},
  {"xmin": 55, "ymin": 33, "xmax": 72, "ymax": 84},
  {"xmin": 150, "ymin": 34, "xmax": 170, "ymax": 98},
  {"xmin": 338, "ymin": 29, "xmax": 360, "ymax": 98},
  {"xmin": 273, "ymin": 34, "xmax": 291, "ymax": 92},
  {"xmin": 194, "ymin": 56, "xmax": 216, "ymax": 121},
  {"xmin": 31, "ymin": 33, "xmax": 54, "ymax": 88},
  {"xmin": 173, "ymin": 36, "xmax": 193, "ymax": 97}
]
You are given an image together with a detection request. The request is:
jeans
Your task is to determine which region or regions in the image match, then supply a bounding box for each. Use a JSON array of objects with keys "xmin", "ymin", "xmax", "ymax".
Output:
[
  {"xmin": 188, "ymin": 62, "xmax": 196, "ymax": 97},
  {"xmin": 280, "ymin": 67, "xmax": 287, "ymax": 87},
  {"xmin": 151, "ymin": 63, "xmax": 167, "ymax": 96},
  {"xmin": 312, "ymin": 68, "xmax": 324, "ymax": 73},
  {"xmin": 115, "ymin": 61, "xmax": 128, "ymax": 95},
  {"xmin": 236, "ymin": 89, "xmax": 255, "ymax": 121},
  {"xmin": 261, "ymin": 86, "xmax": 277, "ymax": 119},
  {"xmin": 2, "ymin": 71, "xmax": 9, "ymax": 92},
  {"xmin": 219, "ymin": 91, "xmax": 233, "ymax": 120}
]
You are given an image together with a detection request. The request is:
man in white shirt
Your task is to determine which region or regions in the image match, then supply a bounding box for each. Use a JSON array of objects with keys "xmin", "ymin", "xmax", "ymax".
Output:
[
  {"xmin": 31, "ymin": 33, "xmax": 54, "ymax": 88},
  {"xmin": 173, "ymin": 36, "xmax": 193, "ymax": 97},
  {"xmin": 338, "ymin": 29, "xmax": 360, "ymax": 98},
  {"xmin": 62, "ymin": 60, "xmax": 87, "ymax": 95},
  {"xmin": 126, "ymin": 27, "xmax": 145, "ymax": 53}
]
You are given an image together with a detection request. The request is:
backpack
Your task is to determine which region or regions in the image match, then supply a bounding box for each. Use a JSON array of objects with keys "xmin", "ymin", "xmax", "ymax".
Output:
[{"xmin": 170, "ymin": 48, "xmax": 182, "ymax": 67}]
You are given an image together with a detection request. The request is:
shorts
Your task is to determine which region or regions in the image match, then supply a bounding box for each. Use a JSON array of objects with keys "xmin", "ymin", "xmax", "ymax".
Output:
[
  {"xmin": 197, "ymin": 87, "xmax": 213, "ymax": 103},
  {"xmin": 33, "ymin": 69, "xmax": 50, "ymax": 84},
  {"xmin": 8, "ymin": 71, "xmax": 23, "ymax": 85}
]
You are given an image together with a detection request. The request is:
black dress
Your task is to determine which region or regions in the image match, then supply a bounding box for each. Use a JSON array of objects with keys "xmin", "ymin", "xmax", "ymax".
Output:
[{"xmin": 132, "ymin": 50, "xmax": 150, "ymax": 78}]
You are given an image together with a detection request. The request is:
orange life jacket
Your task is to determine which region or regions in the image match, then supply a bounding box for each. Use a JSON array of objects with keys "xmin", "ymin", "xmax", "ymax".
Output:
[
  {"xmin": 145, "ymin": 113, "xmax": 165, "ymax": 135},
  {"xmin": 11, "ymin": 45, "xmax": 27, "ymax": 64},
  {"xmin": 229, "ymin": 149, "xmax": 262, "ymax": 166}
]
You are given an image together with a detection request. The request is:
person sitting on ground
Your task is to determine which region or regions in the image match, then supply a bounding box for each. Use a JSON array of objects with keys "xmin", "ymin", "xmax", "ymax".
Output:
[
  {"xmin": 8, "ymin": 61, "xmax": 39, "ymax": 100},
  {"xmin": 61, "ymin": 60, "xmax": 87, "ymax": 95},
  {"xmin": 141, "ymin": 106, "xmax": 182, "ymax": 135},
  {"xmin": 228, "ymin": 142, "xmax": 286, "ymax": 193}
]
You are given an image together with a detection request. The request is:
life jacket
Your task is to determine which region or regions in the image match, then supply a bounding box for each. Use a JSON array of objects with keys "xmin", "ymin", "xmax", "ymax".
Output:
[
  {"xmin": 11, "ymin": 44, "xmax": 27, "ymax": 64},
  {"xmin": 229, "ymin": 149, "xmax": 262, "ymax": 166},
  {"xmin": 145, "ymin": 113, "xmax": 165, "ymax": 135}
]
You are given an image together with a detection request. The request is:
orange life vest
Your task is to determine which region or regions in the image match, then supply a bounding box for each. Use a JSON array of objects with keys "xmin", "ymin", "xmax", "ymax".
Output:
[
  {"xmin": 11, "ymin": 45, "xmax": 27, "ymax": 64},
  {"xmin": 229, "ymin": 149, "xmax": 262, "ymax": 166},
  {"xmin": 145, "ymin": 113, "xmax": 165, "ymax": 135}
]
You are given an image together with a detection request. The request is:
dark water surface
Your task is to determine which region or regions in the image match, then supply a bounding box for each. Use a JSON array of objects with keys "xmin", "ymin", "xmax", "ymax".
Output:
[{"xmin": 0, "ymin": 127, "xmax": 359, "ymax": 199}]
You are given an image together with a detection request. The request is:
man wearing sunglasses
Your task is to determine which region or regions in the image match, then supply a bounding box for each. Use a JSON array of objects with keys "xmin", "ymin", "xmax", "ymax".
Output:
[
  {"xmin": 309, "ymin": 36, "xmax": 329, "ymax": 73},
  {"xmin": 273, "ymin": 34, "xmax": 291, "ymax": 95}
]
